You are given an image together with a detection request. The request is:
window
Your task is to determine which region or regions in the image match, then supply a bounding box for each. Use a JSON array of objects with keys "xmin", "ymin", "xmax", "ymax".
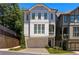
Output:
[
  {"xmin": 32, "ymin": 13, "xmax": 35, "ymax": 19},
  {"xmin": 49, "ymin": 25, "xmax": 54, "ymax": 35},
  {"xmin": 63, "ymin": 27, "xmax": 69, "ymax": 34},
  {"xmin": 38, "ymin": 13, "xmax": 41, "ymax": 19},
  {"xmin": 42, "ymin": 24, "xmax": 45, "ymax": 34},
  {"xmin": 34, "ymin": 24, "xmax": 45, "ymax": 34},
  {"xmin": 38, "ymin": 24, "xmax": 41, "ymax": 33},
  {"xmin": 44, "ymin": 13, "xmax": 47, "ymax": 19},
  {"xmin": 34, "ymin": 24, "xmax": 37, "ymax": 34},
  {"xmin": 49, "ymin": 25, "xmax": 54, "ymax": 33},
  {"xmin": 77, "ymin": 15, "xmax": 79, "ymax": 22},
  {"xmin": 70, "ymin": 15, "xmax": 75, "ymax": 22},
  {"xmin": 64, "ymin": 16, "xmax": 67, "ymax": 23},
  {"xmin": 73, "ymin": 27, "xmax": 79, "ymax": 37},
  {"xmin": 51, "ymin": 13, "xmax": 53, "ymax": 19},
  {"xmin": 26, "ymin": 15, "xmax": 29, "ymax": 20}
]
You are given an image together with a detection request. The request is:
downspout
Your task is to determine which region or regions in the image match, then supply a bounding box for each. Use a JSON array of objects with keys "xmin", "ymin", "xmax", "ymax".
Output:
[{"xmin": 54, "ymin": 9, "xmax": 58, "ymax": 47}]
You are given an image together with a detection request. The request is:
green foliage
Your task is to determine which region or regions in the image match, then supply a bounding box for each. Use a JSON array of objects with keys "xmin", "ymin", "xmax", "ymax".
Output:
[
  {"xmin": 46, "ymin": 48, "xmax": 73, "ymax": 54},
  {"xmin": 10, "ymin": 47, "xmax": 25, "ymax": 51},
  {"xmin": 45, "ymin": 46, "xmax": 50, "ymax": 48},
  {"xmin": 56, "ymin": 35, "xmax": 62, "ymax": 40},
  {"xmin": 53, "ymin": 46, "xmax": 63, "ymax": 50},
  {"xmin": 62, "ymin": 40, "xmax": 67, "ymax": 50}
]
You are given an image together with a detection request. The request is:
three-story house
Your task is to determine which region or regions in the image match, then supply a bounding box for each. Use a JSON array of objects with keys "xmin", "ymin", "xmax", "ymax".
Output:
[
  {"xmin": 57, "ymin": 7, "xmax": 79, "ymax": 50},
  {"xmin": 24, "ymin": 4, "xmax": 57, "ymax": 48}
]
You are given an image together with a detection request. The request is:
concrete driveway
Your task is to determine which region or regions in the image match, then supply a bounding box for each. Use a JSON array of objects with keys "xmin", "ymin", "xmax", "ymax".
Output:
[
  {"xmin": 17, "ymin": 48, "xmax": 49, "ymax": 55},
  {"xmin": 72, "ymin": 51, "xmax": 79, "ymax": 54}
]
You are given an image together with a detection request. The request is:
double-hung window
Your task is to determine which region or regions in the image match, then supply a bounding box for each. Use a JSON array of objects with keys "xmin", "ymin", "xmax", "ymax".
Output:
[
  {"xmin": 26, "ymin": 14, "xmax": 29, "ymax": 20},
  {"xmin": 38, "ymin": 13, "xmax": 41, "ymax": 19},
  {"xmin": 77, "ymin": 15, "xmax": 79, "ymax": 22},
  {"xmin": 44, "ymin": 13, "xmax": 47, "ymax": 19},
  {"xmin": 34, "ymin": 24, "xmax": 37, "ymax": 34},
  {"xmin": 49, "ymin": 25, "xmax": 54, "ymax": 33},
  {"xmin": 34, "ymin": 24, "xmax": 45, "ymax": 34},
  {"xmin": 32, "ymin": 13, "xmax": 35, "ymax": 19},
  {"xmin": 42, "ymin": 24, "xmax": 45, "ymax": 34},
  {"xmin": 73, "ymin": 27, "xmax": 79, "ymax": 37},
  {"xmin": 64, "ymin": 16, "xmax": 67, "ymax": 23},
  {"xmin": 70, "ymin": 15, "xmax": 75, "ymax": 22},
  {"xmin": 38, "ymin": 24, "xmax": 41, "ymax": 34},
  {"xmin": 51, "ymin": 13, "xmax": 53, "ymax": 20}
]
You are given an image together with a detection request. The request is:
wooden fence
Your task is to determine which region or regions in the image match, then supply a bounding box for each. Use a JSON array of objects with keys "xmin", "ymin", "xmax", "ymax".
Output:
[{"xmin": 0, "ymin": 25, "xmax": 19, "ymax": 48}]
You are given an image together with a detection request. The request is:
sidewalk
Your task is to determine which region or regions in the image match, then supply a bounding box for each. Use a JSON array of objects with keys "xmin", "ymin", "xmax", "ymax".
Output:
[{"xmin": 14, "ymin": 48, "xmax": 49, "ymax": 55}]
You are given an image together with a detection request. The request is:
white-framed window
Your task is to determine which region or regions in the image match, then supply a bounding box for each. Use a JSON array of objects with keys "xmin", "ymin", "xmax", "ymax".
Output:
[
  {"xmin": 42, "ymin": 24, "xmax": 45, "ymax": 34},
  {"xmin": 34, "ymin": 24, "xmax": 37, "ymax": 34},
  {"xmin": 77, "ymin": 15, "xmax": 79, "ymax": 22},
  {"xmin": 34, "ymin": 24, "xmax": 45, "ymax": 34},
  {"xmin": 49, "ymin": 25, "xmax": 54, "ymax": 33},
  {"xmin": 51, "ymin": 13, "xmax": 53, "ymax": 20},
  {"xmin": 44, "ymin": 13, "xmax": 47, "ymax": 19},
  {"xmin": 64, "ymin": 15, "xmax": 67, "ymax": 23},
  {"xmin": 38, "ymin": 24, "xmax": 41, "ymax": 34},
  {"xmin": 32, "ymin": 13, "xmax": 35, "ymax": 19},
  {"xmin": 38, "ymin": 13, "xmax": 41, "ymax": 19},
  {"xmin": 70, "ymin": 15, "xmax": 75, "ymax": 22},
  {"xmin": 26, "ymin": 14, "xmax": 29, "ymax": 20},
  {"xmin": 73, "ymin": 27, "xmax": 79, "ymax": 37}
]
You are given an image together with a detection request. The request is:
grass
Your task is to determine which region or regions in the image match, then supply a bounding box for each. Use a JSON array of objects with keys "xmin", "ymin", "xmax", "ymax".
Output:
[
  {"xmin": 46, "ymin": 48, "xmax": 74, "ymax": 54},
  {"xmin": 9, "ymin": 47, "xmax": 25, "ymax": 51}
]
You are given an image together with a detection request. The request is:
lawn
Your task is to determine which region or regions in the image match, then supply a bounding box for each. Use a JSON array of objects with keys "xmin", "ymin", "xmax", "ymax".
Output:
[{"xmin": 46, "ymin": 48, "xmax": 74, "ymax": 54}]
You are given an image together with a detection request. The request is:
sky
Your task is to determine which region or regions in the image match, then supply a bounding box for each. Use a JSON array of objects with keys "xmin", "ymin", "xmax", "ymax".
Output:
[{"xmin": 19, "ymin": 3, "xmax": 79, "ymax": 12}]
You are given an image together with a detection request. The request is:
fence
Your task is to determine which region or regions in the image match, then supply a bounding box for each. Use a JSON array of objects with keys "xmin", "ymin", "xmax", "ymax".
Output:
[{"xmin": 0, "ymin": 25, "xmax": 19, "ymax": 48}]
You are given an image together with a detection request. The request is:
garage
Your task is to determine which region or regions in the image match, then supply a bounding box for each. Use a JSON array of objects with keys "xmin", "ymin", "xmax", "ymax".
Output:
[
  {"xmin": 27, "ymin": 37, "xmax": 48, "ymax": 48},
  {"xmin": 68, "ymin": 40, "xmax": 79, "ymax": 50}
]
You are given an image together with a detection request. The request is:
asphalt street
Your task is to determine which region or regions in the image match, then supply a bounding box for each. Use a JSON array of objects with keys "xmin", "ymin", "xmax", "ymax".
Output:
[{"xmin": 0, "ymin": 51, "xmax": 37, "ymax": 55}]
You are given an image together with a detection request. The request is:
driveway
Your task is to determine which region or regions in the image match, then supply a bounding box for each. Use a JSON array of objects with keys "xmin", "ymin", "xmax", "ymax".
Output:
[
  {"xmin": 16, "ymin": 48, "xmax": 49, "ymax": 55},
  {"xmin": 72, "ymin": 51, "xmax": 79, "ymax": 54}
]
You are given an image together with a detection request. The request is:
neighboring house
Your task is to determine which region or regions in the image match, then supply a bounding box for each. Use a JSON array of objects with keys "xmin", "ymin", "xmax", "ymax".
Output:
[
  {"xmin": 57, "ymin": 7, "xmax": 79, "ymax": 50},
  {"xmin": 24, "ymin": 4, "xmax": 57, "ymax": 48}
]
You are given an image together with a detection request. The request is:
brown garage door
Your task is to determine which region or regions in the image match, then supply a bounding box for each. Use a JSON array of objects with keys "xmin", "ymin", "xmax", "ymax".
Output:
[
  {"xmin": 68, "ymin": 42, "xmax": 79, "ymax": 50},
  {"xmin": 27, "ymin": 38, "xmax": 48, "ymax": 48}
]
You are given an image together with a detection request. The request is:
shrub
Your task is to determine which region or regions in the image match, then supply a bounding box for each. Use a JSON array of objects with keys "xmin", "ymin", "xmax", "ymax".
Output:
[
  {"xmin": 56, "ymin": 35, "xmax": 62, "ymax": 40},
  {"xmin": 53, "ymin": 46, "xmax": 63, "ymax": 50},
  {"xmin": 45, "ymin": 46, "xmax": 50, "ymax": 48},
  {"xmin": 62, "ymin": 40, "xmax": 67, "ymax": 50}
]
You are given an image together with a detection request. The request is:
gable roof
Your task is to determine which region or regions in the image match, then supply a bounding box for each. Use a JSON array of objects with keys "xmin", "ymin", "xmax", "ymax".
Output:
[
  {"xmin": 29, "ymin": 4, "xmax": 57, "ymax": 12},
  {"xmin": 69, "ymin": 7, "xmax": 79, "ymax": 14}
]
